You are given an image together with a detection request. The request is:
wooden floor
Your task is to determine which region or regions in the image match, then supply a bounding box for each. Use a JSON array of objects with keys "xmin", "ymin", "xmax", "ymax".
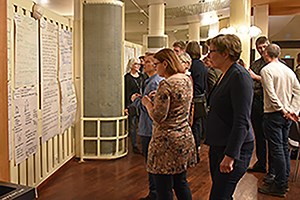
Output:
[{"xmin": 38, "ymin": 144, "xmax": 300, "ymax": 200}]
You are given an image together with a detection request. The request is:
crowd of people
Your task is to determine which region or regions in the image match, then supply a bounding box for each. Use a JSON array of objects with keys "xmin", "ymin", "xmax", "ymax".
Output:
[{"xmin": 124, "ymin": 34, "xmax": 300, "ymax": 200}]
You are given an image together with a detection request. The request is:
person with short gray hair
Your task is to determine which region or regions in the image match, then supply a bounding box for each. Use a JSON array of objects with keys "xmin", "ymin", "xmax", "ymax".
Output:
[
  {"xmin": 264, "ymin": 43, "xmax": 281, "ymax": 58},
  {"xmin": 258, "ymin": 44, "xmax": 300, "ymax": 197},
  {"xmin": 206, "ymin": 34, "xmax": 254, "ymax": 200},
  {"xmin": 173, "ymin": 40, "xmax": 186, "ymax": 55},
  {"xmin": 178, "ymin": 52, "xmax": 192, "ymax": 74}
]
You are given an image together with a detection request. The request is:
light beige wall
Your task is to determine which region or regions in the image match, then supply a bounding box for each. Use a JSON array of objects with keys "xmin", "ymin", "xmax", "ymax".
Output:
[{"xmin": 270, "ymin": 15, "xmax": 300, "ymax": 41}]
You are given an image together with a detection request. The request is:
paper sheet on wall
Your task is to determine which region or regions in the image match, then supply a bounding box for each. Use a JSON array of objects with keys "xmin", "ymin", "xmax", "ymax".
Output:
[
  {"xmin": 40, "ymin": 19, "xmax": 60, "ymax": 142},
  {"xmin": 59, "ymin": 29, "xmax": 77, "ymax": 133},
  {"xmin": 59, "ymin": 29, "xmax": 73, "ymax": 81},
  {"xmin": 7, "ymin": 17, "xmax": 12, "ymax": 81},
  {"xmin": 60, "ymin": 81, "xmax": 77, "ymax": 133},
  {"xmin": 124, "ymin": 46, "xmax": 135, "ymax": 74},
  {"xmin": 14, "ymin": 86, "xmax": 38, "ymax": 165},
  {"xmin": 14, "ymin": 14, "xmax": 38, "ymax": 88},
  {"xmin": 42, "ymin": 83, "xmax": 60, "ymax": 142},
  {"xmin": 8, "ymin": 81, "xmax": 12, "ymax": 161}
]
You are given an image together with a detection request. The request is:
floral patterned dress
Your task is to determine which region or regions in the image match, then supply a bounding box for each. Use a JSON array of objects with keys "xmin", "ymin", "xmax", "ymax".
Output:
[{"xmin": 147, "ymin": 73, "xmax": 197, "ymax": 175}]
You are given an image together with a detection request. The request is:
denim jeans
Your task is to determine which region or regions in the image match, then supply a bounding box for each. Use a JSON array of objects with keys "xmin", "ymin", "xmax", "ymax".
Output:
[
  {"xmin": 263, "ymin": 112, "xmax": 292, "ymax": 187},
  {"xmin": 153, "ymin": 172, "xmax": 192, "ymax": 200},
  {"xmin": 209, "ymin": 142, "xmax": 254, "ymax": 200},
  {"xmin": 141, "ymin": 136, "xmax": 157, "ymax": 199},
  {"xmin": 128, "ymin": 114, "xmax": 138, "ymax": 148}
]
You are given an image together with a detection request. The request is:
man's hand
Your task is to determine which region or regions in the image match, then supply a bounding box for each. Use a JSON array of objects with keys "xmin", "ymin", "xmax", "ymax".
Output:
[
  {"xmin": 248, "ymin": 68, "xmax": 261, "ymax": 82},
  {"xmin": 282, "ymin": 110, "xmax": 300, "ymax": 122},
  {"xmin": 220, "ymin": 155, "xmax": 234, "ymax": 173},
  {"xmin": 131, "ymin": 93, "xmax": 141, "ymax": 102},
  {"xmin": 124, "ymin": 108, "xmax": 128, "ymax": 115}
]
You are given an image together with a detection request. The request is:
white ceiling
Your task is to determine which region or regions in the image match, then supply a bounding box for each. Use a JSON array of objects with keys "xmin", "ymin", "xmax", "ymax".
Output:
[{"xmin": 34, "ymin": 0, "xmax": 300, "ymax": 45}]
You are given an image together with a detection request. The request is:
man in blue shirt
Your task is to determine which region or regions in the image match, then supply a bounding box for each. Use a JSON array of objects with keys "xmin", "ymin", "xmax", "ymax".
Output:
[{"xmin": 131, "ymin": 53, "xmax": 163, "ymax": 200}]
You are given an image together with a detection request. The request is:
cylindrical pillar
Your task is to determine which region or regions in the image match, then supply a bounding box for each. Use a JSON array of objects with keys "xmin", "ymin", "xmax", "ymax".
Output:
[
  {"xmin": 73, "ymin": 0, "xmax": 82, "ymax": 157},
  {"xmin": 253, "ymin": 4, "xmax": 269, "ymax": 59},
  {"xmin": 230, "ymin": 0, "xmax": 251, "ymax": 67},
  {"xmin": 148, "ymin": 1, "xmax": 165, "ymax": 36},
  {"xmin": 0, "ymin": 0, "xmax": 9, "ymax": 181},
  {"xmin": 189, "ymin": 22, "xmax": 200, "ymax": 42},
  {"xmin": 82, "ymin": 0, "xmax": 125, "ymax": 156},
  {"xmin": 254, "ymin": 4, "xmax": 269, "ymax": 36},
  {"xmin": 146, "ymin": 0, "xmax": 167, "ymax": 51}
]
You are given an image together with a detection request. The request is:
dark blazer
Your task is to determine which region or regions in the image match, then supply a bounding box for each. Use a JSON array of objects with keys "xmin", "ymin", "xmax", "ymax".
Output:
[
  {"xmin": 205, "ymin": 63, "xmax": 254, "ymax": 159},
  {"xmin": 189, "ymin": 59, "xmax": 208, "ymax": 96},
  {"xmin": 124, "ymin": 73, "xmax": 143, "ymax": 108}
]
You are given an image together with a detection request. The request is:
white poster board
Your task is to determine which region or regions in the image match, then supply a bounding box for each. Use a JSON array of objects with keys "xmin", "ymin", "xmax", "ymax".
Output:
[
  {"xmin": 14, "ymin": 86, "xmax": 38, "ymax": 165},
  {"xmin": 40, "ymin": 19, "xmax": 60, "ymax": 142},
  {"xmin": 59, "ymin": 29, "xmax": 77, "ymax": 133},
  {"xmin": 14, "ymin": 14, "xmax": 38, "ymax": 88}
]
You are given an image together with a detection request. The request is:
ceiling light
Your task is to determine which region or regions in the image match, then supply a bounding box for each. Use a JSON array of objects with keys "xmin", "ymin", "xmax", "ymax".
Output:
[{"xmin": 249, "ymin": 26, "xmax": 262, "ymax": 38}]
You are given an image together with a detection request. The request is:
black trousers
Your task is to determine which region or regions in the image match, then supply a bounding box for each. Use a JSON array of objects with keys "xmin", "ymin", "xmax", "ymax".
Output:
[
  {"xmin": 153, "ymin": 171, "xmax": 192, "ymax": 200},
  {"xmin": 251, "ymin": 94, "xmax": 267, "ymax": 169},
  {"xmin": 209, "ymin": 142, "xmax": 254, "ymax": 200}
]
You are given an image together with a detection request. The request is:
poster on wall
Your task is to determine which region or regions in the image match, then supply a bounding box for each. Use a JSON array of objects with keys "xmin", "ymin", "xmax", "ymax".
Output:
[
  {"xmin": 7, "ymin": 17, "xmax": 12, "ymax": 81},
  {"xmin": 40, "ymin": 19, "xmax": 60, "ymax": 142},
  {"xmin": 14, "ymin": 86, "xmax": 38, "ymax": 165},
  {"xmin": 14, "ymin": 13, "xmax": 38, "ymax": 88},
  {"xmin": 59, "ymin": 29, "xmax": 77, "ymax": 133},
  {"xmin": 124, "ymin": 46, "xmax": 135, "ymax": 74},
  {"xmin": 8, "ymin": 81, "xmax": 12, "ymax": 161},
  {"xmin": 60, "ymin": 81, "xmax": 77, "ymax": 132}
]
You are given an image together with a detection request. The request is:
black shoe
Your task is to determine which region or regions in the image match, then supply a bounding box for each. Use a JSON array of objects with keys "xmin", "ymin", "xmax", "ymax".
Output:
[
  {"xmin": 285, "ymin": 184, "xmax": 289, "ymax": 192},
  {"xmin": 263, "ymin": 173, "xmax": 275, "ymax": 184},
  {"xmin": 258, "ymin": 183, "xmax": 286, "ymax": 198},
  {"xmin": 247, "ymin": 162, "xmax": 266, "ymax": 173},
  {"xmin": 133, "ymin": 147, "xmax": 141, "ymax": 154},
  {"xmin": 139, "ymin": 194, "xmax": 155, "ymax": 200}
]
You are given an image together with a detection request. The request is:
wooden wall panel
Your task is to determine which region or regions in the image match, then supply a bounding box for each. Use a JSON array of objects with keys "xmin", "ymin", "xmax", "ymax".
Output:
[{"xmin": 0, "ymin": 0, "xmax": 9, "ymax": 182}]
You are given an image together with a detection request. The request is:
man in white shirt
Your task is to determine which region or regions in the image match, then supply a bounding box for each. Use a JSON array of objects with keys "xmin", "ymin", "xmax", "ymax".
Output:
[{"xmin": 258, "ymin": 44, "xmax": 300, "ymax": 197}]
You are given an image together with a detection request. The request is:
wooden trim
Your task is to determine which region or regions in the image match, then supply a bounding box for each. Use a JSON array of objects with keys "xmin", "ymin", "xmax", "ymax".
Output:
[
  {"xmin": 273, "ymin": 41, "xmax": 300, "ymax": 49},
  {"xmin": 0, "ymin": 0, "xmax": 9, "ymax": 181}
]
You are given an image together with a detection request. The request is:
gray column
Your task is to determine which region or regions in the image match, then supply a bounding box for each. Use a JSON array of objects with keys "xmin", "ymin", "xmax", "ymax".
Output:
[
  {"xmin": 147, "ymin": 0, "xmax": 167, "ymax": 51},
  {"xmin": 83, "ymin": 0, "xmax": 124, "ymax": 155}
]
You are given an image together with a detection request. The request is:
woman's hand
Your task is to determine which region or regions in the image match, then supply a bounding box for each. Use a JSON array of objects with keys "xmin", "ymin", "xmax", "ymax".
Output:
[
  {"xmin": 124, "ymin": 108, "xmax": 128, "ymax": 115},
  {"xmin": 219, "ymin": 155, "xmax": 234, "ymax": 173},
  {"xmin": 142, "ymin": 95, "xmax": 152, "ymax": 107},
  {"xmin": 148, "ymin": 91, "xmax": 156, "ymax": 100}
]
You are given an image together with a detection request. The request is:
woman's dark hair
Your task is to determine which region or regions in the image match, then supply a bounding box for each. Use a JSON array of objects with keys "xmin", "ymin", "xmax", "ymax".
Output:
[{"xmin": 186, "ymin": 41, "xmax": 201, "ymax": 60}]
